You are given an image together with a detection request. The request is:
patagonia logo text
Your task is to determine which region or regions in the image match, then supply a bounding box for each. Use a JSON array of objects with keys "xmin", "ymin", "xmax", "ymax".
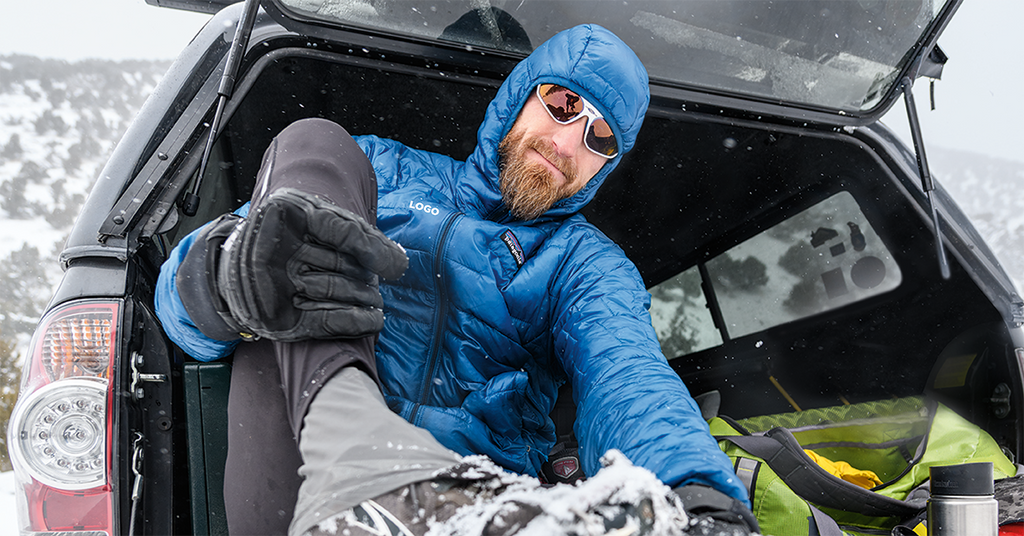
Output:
[{"xmin": 501, "ymin": 230, "xmax": 525, "ymax": 268}]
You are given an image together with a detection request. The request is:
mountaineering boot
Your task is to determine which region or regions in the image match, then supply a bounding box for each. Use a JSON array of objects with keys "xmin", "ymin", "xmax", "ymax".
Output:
[
  {"xmin": 289, "ymin": 369, "xmax": 755, "ymax": 536},
  {"xmin": 289, "ymin": 367, "xmax": 465, "ymax": 535},
  {"xmin": 300, "ymin": 451, "xmax": 736, "ymax": 536},
  {"xmin": 301, "ymin": 460, "xmax": 510, "ymax": 536}
]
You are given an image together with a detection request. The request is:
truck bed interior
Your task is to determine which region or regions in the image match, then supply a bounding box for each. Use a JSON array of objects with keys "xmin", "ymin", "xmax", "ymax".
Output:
[{"xmin": 155, "ymin": 46, "xmax": 1020, "ymax": 467}]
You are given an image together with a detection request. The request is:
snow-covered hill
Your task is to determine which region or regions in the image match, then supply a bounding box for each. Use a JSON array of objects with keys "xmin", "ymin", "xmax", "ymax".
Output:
[
  {"xmin": 0, "ymin": 55, "xmax": 169, "ymax": 345},
  {"xmin": 0, "ymin": 471, "xmax": 14, "ymax": 536},
  {"xmin": 928, "ymin": 148, "xmax": 1024, "ymax": 292}
]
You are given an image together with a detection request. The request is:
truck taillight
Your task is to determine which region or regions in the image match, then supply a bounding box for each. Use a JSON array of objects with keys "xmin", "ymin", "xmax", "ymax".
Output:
[{"xmin": 8, "ymin": 300, "xmax": 120, "ymax": 535}]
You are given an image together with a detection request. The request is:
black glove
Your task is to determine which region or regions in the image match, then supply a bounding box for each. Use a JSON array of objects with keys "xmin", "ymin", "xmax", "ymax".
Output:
[
  {"xmin": 673, "ymin": 484, "xmax": 760, "ymax": 535},
  {"xmin": 177, "ymin": 188, "xmax": 407, "ymax": 341}
]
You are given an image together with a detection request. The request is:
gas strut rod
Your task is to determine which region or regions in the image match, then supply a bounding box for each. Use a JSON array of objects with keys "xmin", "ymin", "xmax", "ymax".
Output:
[
  {"xmin": 901, "ymin": 76, "xmax": 951, "ymax": 280},
  {"xmin": 182, "ymin": 0, "xmax": 261, "ymax": 217}
]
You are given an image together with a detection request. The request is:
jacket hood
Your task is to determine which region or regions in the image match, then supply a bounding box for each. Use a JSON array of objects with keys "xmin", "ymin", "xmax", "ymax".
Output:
[{"xmin": 456, "ymin": 24, "xmax": 650, "ymax": 220}]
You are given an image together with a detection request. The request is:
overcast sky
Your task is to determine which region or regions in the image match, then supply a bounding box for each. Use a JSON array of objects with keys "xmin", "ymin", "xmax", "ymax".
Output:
[
  {"xmin": 1, "ymin": 0, "xmax": 1022, "ymax": 164},
  {"xmin": 882, "ymin": 0, "xmax": 1024, "ymax": 165}
]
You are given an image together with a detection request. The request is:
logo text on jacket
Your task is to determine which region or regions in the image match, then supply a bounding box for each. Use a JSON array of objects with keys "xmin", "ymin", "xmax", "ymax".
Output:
[
  {"xmin": 501, "ymin": 230, "xmax": 525, "ymax": 268},
  {"xmin": 409, "ymin": 200, "xmax": 441, "ymax": 216}
]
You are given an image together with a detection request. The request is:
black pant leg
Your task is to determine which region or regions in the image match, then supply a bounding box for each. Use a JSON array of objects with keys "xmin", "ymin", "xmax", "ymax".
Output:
[
  {"xmin": 253, "ymin": 116, "xmax": 382, "ymax": 437},
  {"xmin": 223, "ymin": 117, "xmax": 383, "ymax": 534},
  {"xmin": 251, "ymin": 117, "xmax": 378, "ymax": 222},
  {"xmin": 224, "ymin": 340, "xmax": 302, "ymax": 535},
  {"xmin": 224, "ymin": 343, "xmax": 378, "ymax": 535}
]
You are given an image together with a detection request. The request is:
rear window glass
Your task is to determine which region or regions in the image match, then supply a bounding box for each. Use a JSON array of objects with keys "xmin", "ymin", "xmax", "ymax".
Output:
[
  {"xmin": 274, "ymin": 0, "xmax": 949, "ymax": 112},
  {"xmin": 650, "ymin": 191, "xmax": 902, "ymax": 356},
  {"xmin": 650, "ymin": 266, "xmax": 723, "ymax": 357}
]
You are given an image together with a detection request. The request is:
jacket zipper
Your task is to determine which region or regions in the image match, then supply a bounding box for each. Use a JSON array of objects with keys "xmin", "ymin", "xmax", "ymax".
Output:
[{"xmin": 409, "ymin": 211, "xmax": 462, "ymax": 424}]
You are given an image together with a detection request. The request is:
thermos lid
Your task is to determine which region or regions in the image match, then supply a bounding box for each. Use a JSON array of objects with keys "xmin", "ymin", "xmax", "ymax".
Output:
[{"xmin": 930, "ymin": 462, "xmax": 994, "ymax": 496}]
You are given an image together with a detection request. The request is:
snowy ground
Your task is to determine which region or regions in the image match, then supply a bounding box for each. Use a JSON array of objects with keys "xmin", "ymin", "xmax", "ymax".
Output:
[
  {"xmin": 0, "ymin": 455, "xmax": 741, "ymax": 536},
  {"xmin": 1, "ymin": 471, "xmax": 16, "ymax": 536}
]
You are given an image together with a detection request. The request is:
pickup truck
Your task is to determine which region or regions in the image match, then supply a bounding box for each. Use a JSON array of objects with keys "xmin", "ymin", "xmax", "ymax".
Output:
[{"xmin": 8, "ymin": 0, "xmax": 1023, "ymax": 534}]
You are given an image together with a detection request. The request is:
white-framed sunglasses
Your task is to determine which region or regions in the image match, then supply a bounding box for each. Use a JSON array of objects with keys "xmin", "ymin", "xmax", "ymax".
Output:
[{"xmin": 536, "ymin": 84, "xmax": 619, "ymax": 159}]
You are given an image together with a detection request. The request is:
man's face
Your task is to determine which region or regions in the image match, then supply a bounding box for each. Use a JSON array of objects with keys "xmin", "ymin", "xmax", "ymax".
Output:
[{"xmin": 498, "ymin": 91, "xmax": 609, "ymax": 220}]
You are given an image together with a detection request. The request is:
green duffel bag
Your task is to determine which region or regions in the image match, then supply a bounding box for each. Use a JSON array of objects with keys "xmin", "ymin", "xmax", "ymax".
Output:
[{"xmin": 708, "ymin": 397, "xmax": 1017, "ymax": 536}]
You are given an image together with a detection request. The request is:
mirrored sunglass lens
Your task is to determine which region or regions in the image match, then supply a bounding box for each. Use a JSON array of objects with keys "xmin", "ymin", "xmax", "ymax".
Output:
[
  {"xmin": 586, "ymin": 119, "xmax": 617, "ymax": 157},
  {"xmin": 539, "ymin": 84, "xmax": 582, "ymax": 122}
]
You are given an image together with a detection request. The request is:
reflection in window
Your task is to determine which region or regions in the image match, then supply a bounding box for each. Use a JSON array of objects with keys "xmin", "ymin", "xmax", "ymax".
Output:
[
  {"xmin": 708, "ymin": 191, "xmax": 901, "ymax": 338},
  {"xmin": 649, "ymin": 266, "xmax": 723, "ymax": 359}
]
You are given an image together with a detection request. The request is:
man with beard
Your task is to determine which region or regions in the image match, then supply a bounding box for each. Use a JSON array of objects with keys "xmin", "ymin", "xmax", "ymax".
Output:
[{"xmin": 156, "ymin": 24, "xmax": 756, "ymax": 535}]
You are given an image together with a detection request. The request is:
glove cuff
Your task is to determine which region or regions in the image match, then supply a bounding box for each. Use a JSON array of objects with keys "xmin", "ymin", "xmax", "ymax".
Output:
[
  {"xmin": 673, "ymin": 484, "xmax": 760, "ymax": 534},
  {"xmin": 176, "ymin": 213, "xmax": 250, "ymax": 341}
]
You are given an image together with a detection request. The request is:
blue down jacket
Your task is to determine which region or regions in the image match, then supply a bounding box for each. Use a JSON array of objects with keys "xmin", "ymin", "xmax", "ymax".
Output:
[{"xmin": 156, "ymin": 24, "xmax": 747, "ymax": 504}]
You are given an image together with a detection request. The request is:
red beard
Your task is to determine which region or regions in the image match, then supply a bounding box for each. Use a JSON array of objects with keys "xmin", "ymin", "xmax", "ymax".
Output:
[{"xmin": 498, "ymin": 126, "xmax": 580, "ymax": 221}]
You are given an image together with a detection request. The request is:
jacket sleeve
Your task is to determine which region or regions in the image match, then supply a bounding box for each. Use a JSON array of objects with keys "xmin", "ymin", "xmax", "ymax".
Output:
[
  {"xmin": 154, "ymin": 205, "xmax": 250, "ymax": 362},
  {"xmin": 550, "ymin": 223, "xmax": 749, "ymax": 506}
]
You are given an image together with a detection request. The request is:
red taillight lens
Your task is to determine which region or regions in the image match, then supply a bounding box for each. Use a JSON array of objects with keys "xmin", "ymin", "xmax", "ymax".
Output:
[
  {"xmin": 24, "ymin": 481, "xmax": 112, "ymax": 532},
  {"xmin": 8, "ymin": 300, "xmax": 120, "ymax": 535},
  {"xmin": 1002, "ymin": 523, "xmax": 1024, "ymax": 535}
]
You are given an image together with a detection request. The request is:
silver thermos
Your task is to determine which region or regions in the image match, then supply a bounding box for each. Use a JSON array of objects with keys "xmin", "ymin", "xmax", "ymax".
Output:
[{"xmin": 928, "ymin": 462, "xmax": 999, "ymax": 536}]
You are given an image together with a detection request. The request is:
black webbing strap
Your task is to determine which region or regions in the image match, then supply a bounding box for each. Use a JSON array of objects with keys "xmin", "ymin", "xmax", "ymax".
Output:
[{"xmin": 722, "ymin": 428, "xmax": 920, "ymax": 519}]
